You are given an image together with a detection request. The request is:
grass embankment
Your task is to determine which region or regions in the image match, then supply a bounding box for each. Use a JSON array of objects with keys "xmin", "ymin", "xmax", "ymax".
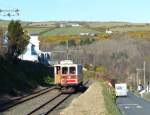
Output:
[
  {"xmin": 83, "ymin": 71, "xmax": 121, "ymax": 115},
  {"xmin": 101, "ymin": 82, "xmax": 121, "ymax": 115},
  {"xmin": 0, "ymin": 58, "xmax": 54, "ymax": 96}
]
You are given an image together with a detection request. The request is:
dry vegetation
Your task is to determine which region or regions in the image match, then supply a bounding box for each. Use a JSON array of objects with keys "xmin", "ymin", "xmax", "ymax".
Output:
[
  {"xmin": 128, "ymin": 31, "xmax": 150, "ymax": 40},
  {"xmin": 39, "ymin": 35, "xmax": 81, "ymax": 43},
  {"xmin": 39, "ymin": 34, "xmax": 111, "ymax": 44},
  {"xmin": 41, "ymin": 33, "xmax": 150, "ymax": 90}
]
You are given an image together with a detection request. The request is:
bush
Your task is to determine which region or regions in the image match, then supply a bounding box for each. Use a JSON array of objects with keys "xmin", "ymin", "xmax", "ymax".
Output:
[
  {"xmin": 80, "ymin": 38, "xmax": 95, "ymax": 45},
  {"xmin": 0, "ymin": 60, "xmax": 54, "ymax": 95},
  {"xmin": 68, "ymin": 39, "xmax": 76, "ymax": 47}
]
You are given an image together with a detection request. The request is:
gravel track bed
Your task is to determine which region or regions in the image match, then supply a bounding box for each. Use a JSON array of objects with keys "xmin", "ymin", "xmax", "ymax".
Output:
[
  {"xmin": 31, "ymin": 94, "xmax": 68, "ymax": 115},
  {"xmin": 0, "ymin": 86, "xmax": 48, "ymax": 108},
  {"xmin": 49, "ymin": 93, "xmax": 82, "ymax": 115},
  {"xmin": 1, "ymin": 89, "xmax": 60, "ymax": 115},
  {"xmin": 0, "ymin": 80, "xmax": 91, "ymax": 115},
  {"xmin": 49, "ymin": 80, "xmax": 92, "ymax": 115}
]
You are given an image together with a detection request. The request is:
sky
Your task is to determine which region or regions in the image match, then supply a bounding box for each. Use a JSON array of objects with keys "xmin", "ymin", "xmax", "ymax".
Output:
[{"xmin": 0, "ymin": 0, "xmax": 150, "ymax": 22}]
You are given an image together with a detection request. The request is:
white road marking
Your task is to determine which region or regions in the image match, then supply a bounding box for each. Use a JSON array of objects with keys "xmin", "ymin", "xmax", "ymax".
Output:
[
  {"xmin": 125, "ymin": 106, "xmax": 130, "ymax": 109},
  {"xmin": 136, "ymin": 105, "xmax": 143, "ymax": 109},
  {"xmin": 119, "ymin": 103, "xmax": 143, "ymax": 109},
  {"xmin": 119, "ymin": 104, "xmax": 138, "ymax": 106}
]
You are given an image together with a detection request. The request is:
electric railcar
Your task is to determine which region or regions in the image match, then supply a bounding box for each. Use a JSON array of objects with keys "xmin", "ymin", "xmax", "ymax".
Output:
[{"xmin": 54, "ymin": 60, "xmax": 83, "ymax": 92}]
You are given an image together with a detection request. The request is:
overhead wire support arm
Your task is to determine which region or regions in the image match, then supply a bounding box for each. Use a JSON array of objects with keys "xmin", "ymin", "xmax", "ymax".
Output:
[{"xmin": 0, "ymin": 8, "xmax": 20, "ymax": 17}]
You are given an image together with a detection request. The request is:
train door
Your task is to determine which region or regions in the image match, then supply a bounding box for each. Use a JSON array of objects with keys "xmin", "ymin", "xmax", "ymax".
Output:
[{"xmin": 55, "ymin": 66, "xmax": 61, "ymax": 84}]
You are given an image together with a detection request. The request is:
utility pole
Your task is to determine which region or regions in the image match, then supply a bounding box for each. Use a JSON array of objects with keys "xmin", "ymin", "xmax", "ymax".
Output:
[
  {"xmin": 136, "ymin": 70, "xmax": 139, "ymax": 90},
  {"xmin": 51, "ymin": 40, "xmax": 80, "ymax": 63},
  {"xmin": 66, "ymin": 40, "xmax": 69, "ymax": 60},
  {"xmin": 144, "ymin": 61, "xmax": 146, "ymax": 90},
  {"xmin": 136, "ymin": 61, "xmax": 146, "ymax": 90}
]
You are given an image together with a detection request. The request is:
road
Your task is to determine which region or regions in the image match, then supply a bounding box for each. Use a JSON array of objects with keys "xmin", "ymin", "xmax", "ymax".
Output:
[{"xmin": 117, "ymin": 91, "xmax": 150, "ymax": 115}]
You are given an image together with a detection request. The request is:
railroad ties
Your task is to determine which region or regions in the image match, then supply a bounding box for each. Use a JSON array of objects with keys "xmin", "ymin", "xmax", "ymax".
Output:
[
  {"xmin": 0, "ymin": 80, "xmax": 90, "ymax": 115},
  {"xmin": 0, "ymin": 87, "xmax": 56, "ymax": 112}
]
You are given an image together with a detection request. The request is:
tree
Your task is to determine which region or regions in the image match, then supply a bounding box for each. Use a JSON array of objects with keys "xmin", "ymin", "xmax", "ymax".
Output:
[
  {"xmin": 0, "ymin": 27, "xmax": 3, "ymax": 46},
  {"xmin": 7, "ymin": 20, "xmax": 29, "ymax": 60},
  {"xmin": 0, "ymin": 27, "xmax": 5, "ymax": 56},
  {"xmin": 68, "ymin": 39, "xmax": 76, "ymax": 47},
  {"xmin": 59, "ymin": 41, "xmax": 66, "ymax": 46}
]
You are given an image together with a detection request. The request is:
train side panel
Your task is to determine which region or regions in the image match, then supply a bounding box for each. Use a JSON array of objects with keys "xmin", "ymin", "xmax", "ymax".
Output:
[{"xmin": 77, "ymin": 64, "xmax": 83, "ymax": 85}]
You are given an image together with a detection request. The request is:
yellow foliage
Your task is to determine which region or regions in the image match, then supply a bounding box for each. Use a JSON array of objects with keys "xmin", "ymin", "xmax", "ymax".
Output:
[
  {"xmin": 39, "ymin": 35, "xmax": 81, "ymax": 43},
  {"xmin": 96, "ymin": 33, "xmax": 112, "ymax": 40},
  {"xmin": 39, "ymin": 33, "xmax": 112, "ymax": 44},
  {"xmin": 128, "ymin": 31, "xmax": 150, "ymax": 40},
  {"xmin": 95, "ymin": 66, "xmax": 107, "ymax": 74}
]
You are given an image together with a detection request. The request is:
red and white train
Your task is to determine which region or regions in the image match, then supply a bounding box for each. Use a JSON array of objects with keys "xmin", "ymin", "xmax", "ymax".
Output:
[{"xmin": 54, "ymin": 60, "xmax": 83, "ymax": 92}]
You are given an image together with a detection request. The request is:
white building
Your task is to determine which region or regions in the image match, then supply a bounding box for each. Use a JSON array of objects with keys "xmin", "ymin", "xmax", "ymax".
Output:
[
  {"xmin": 59, "ymin": 24, "xmax": 66, "ymax": 28},
  {"xmin": 106, "ymin": 29, "xmax": 113, "ymax": 34},
  {"xmin": 18, "ymin": 34, "xmax": 51, "ymax": 65},
  {"xmin": 71, "ymin": 23, "xmax": 81, "ymax": 27},
  {"xmin": 59, "ymin": 23, "xmax": 81, "ymax": 28},
  {"xmin": 80, "ymin": 33, "xmax": 89, "ymax": 36}
]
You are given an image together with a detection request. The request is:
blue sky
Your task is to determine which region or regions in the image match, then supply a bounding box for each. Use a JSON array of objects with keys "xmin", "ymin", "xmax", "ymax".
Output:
[{"xmin": 0, "ymin": 0, "xmax": 150, "ymax": 22}]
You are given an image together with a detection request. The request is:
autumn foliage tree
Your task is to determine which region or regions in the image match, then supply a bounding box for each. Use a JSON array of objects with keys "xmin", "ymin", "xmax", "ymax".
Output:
[
  {"xmin": 0, "ymin": 27, "xmax": 3, "ymax": 47},
  {"xmin": 0, "ymin": 27, "xmax": 5, "ymax": 57},
  {"xmin": 7, "ymin": 20, "xmax": 29, "ymax": 60}
]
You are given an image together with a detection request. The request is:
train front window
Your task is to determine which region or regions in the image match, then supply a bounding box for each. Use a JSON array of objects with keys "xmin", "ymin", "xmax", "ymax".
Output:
[
  {"xmin": 62, "ymin": 67, "xmax": 68, "ymax": 74},
  {"xmin": 70, "ymin": 67, "xmax": 76, "ymax": 74}
]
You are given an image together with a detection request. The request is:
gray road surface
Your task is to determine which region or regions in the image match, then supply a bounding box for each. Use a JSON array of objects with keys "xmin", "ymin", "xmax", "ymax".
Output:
[{"xmin": 117, "ymin": 91, "xmax": 150, "ymax": 115}]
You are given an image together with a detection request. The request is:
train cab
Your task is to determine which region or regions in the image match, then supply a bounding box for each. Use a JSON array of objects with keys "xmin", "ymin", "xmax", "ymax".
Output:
[{"xmin": 54, "ymin": 60, "xmax": 83, "ymax": 90}]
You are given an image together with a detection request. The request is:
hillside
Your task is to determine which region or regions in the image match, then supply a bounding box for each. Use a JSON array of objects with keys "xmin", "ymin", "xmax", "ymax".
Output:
[
  {"xmin": 40, "ymin": 33, "xmax": 150, "ymax": 89},
  {"xmin": 1, "ymin": 20, "xmax": 150, "ymax": 34},
  {"xmin": 0, "ymin": 59, "xmax": 54, "ymax": 96},
  {"xmin": 41, "ymin": 26, "xmax": 100, "ymax": 36}
]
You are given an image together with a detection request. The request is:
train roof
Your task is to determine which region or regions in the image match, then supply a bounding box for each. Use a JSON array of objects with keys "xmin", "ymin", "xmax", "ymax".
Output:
[{"xmin": 54, "ymin": 60, "xmax": 82, "ymax": 66}]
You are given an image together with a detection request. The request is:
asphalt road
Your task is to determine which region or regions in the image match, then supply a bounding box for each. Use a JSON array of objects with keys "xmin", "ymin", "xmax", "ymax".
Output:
[{"xmin": 117, "ymin": 91, "xmax": 150, "ymax": 115}]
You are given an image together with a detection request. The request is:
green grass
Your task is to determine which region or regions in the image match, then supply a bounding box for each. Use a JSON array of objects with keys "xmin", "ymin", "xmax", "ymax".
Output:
[
  {"xmin": 41, "ymin": 27, "xmax": 100, "ymax": 36},
  {"xmin": 101, "ymin": 82, "xmax": 121, "ymax": 115},
  {"xmin": 24, "ymin": 27, "xmax": 49, "ymax": 34}
]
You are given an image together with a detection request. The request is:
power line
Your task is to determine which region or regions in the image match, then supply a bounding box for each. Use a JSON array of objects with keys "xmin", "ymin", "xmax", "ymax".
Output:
[{"xmin": 0, "ymin": 8, "xmax": 19, "ymax": 17}]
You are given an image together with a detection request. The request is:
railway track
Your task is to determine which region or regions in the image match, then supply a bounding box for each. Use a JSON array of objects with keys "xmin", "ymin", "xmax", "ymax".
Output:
[
  {"xmin": 27, "ymin": 80, "xmax": 90, "ymax": 115},
  {"xmin": 1, "ymin": 80, "xmax": 90, "ymax": 115},
  {"xmin": 27, "ymin": 93, "xmax": 71, "ymax": 115},
  {"xmin": 0, "ymin": 86, "xmax": 56, "ymax": 112}
]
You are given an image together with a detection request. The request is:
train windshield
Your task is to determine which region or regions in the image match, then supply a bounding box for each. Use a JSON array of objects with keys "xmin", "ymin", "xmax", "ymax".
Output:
[
  {"xmin": 70, "ymin": 67, "xmax": 76, "ymax": 74},
  {"xmin": 62, "ymin": 67, "xmax": 68, "ymax": 74}
]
